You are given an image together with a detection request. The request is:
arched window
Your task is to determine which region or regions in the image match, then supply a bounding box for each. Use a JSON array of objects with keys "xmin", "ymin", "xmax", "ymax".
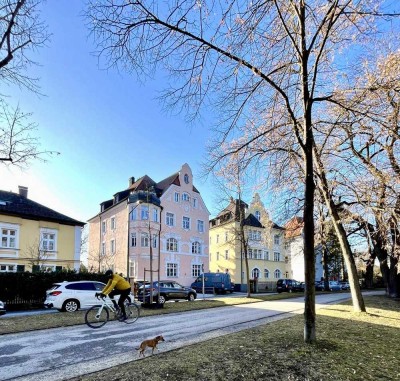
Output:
[
  {"xmin": 264, "ymin": 269, "xmax": 270, "ymax": 279},
  {"xmin": 192, "ymin": 241, "xmax": 201, "ymax": 254},
  {"xmin": 274, "ymin": 269, "xmax": 281, "ymax": 279},
  {"xmin": 252, "ymin": 268, "xmax": 260, "ymax": 279},
  {"xmin": 166, "ymin": 238, "xmax": 178, "ymax": 252}
]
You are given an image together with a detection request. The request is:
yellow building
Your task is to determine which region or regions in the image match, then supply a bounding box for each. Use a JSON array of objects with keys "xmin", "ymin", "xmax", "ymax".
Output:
[
  {"xmin": 0, "ymin": 186, "xmax": 85, "ymax": 272},
  {"xmin": 209, "ymin": 194, "xmax": 287, "ymax": 292}
]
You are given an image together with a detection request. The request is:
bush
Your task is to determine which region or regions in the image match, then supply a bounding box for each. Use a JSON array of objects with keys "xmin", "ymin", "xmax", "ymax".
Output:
[{"xmin": 0, "ymin": 270, "xmax": 106, "ymax": 310}]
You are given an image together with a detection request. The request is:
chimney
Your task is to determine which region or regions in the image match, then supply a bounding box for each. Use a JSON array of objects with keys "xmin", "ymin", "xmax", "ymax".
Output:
[
  {"xmin": 128, "ymin": 177, "xmax": 135, "ymax": 187},
  {"xmin": 18, "ymin": 186, "xmax": 28, "ymax": 198}
]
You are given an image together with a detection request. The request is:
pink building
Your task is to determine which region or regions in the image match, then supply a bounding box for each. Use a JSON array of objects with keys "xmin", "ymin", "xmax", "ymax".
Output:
[{"xmin": 88, "ymin": 163, "xmax": 210, "ymax": 287}]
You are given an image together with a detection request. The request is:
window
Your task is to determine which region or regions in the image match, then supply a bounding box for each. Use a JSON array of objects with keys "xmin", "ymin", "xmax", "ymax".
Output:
[
  {"xmin": 141, "ymin": 233, "xmax": 149, "ymax": 247},
  {"xmin": 216, "ymin": 252, "xmax": 220, "ymax": 260},
  {"xmin": 131, "ymin": 233, "xmax": 137, "ymax": 247},
  {"xmin": 225, "ymin": 232, "xmax": 228, "ymax": 242},
  {"xmin": 141, "ymin": 205, "xmax": 149, "ymax": 220},
  {"xmin": 182, "ymin": 192, "xmax": 190, "ymax": 202},
  {"xmin": 101, "ymin": 242, "xmax": 106, "ymax": 255},
  {"xmin": 0, "ymin": 264, "xmax": 16, "ymax": 272},
  {"xmin": 174, "ymin": 192, "xmax": 180, "ymax": 202},
  {"xmin": 129, "ymin": 260, "xmax": 136, "ymax": 279},
  {"xmin": 1, "ymin": 228, "xmax": 17, "ymax": 248},
  {"xmin": 130, "ymin": 208, "xmax": 137, "ymax": 221},
  {"xmin": 248, "ymin": 248, "xmax": 253, "ymax": 259},
  {"xmin": 216, "ymin": 234, "xmax": 219, "ymax": 243},
  {"xmin": 184, "ymin": 174, "xmax": 189, "ymax": 184},
  {"xmin": 153, "ymin": 208, "xmax": 158, "ymax": 222},
  {"xmin": 110, "ymin": 239, "xmax": 115, "ymax": 254},
  {"xmin": 264, "ymin": 250, "xmax": 269, "ymax": 260},
  {"xmin": 167, "ymin": 263, "xmax": 177, "ymax": 277},
  {"xmin": 192, "ymin": 264, "xmax": 201, "ymax": 277},
  {"xmin": 152, "ymin": 234, "xmax": 158, "ymax": 248},
  {"xmin": 252, "ymin": 268, "xmax": 260, "ymax": 279},
  {"xmin": 225, "ymin": 250, "xmax": 229, "ymax": 260},
  {"xmin": 197, "ymin": 220, "xmax": 204, "ymax": 233},
  {"xmin": 264, "ymin": 269, "xmax": 270, "ymax": 279},
  {"xmin": 192, "ymin": 241, "xmax": 201, "ymax": 254},
  {"xmin": 166, "ymin": 212, "xmax": 174, "ymax": 226},
  {"xmin": 167, "ymin": 238, "xmax": 178, "ymax": 252},
  {"xmin": 41, "ymin": 230, "xmax": 56, "ymax": 252},
  {"xmin": 182, "ymin": 216, "xmax": 190, "ymax": 230},
  {"xmin": 274, "ymin": 269, "xmax": 281, "ymax": 279},
  {"xmin": 274, "ymin": 252, "xmax": 280, "ymax": 261},
  {"xmin": 111, "ymin": 217, "xmax": 116, "ymax": 230},
  {"xmin": 193, "ymin": 198, "xmax": 197, "ymax": 208},
  {"xmin": 209, "ymin": 236, "xmax": 212, "ymax": 244},
  {"xmin": 255, "ymin": 211, "xmax": 261, "ymax": 221},
  {"xmin": 274, "ymin": 235, "xmax": 280, "ymax": 245},
  {"xmin": 101, "ymin": 221, "xmax": 106, "ymax": 233},
  {"xmin": 248, "ymin": 230, "xmax": 261, "ymax": 241}
]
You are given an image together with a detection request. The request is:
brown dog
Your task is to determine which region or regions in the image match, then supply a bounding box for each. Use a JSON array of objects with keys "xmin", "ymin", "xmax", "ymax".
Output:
[{"xmin": 137, "ymin": 335, "xmax": 165, "ymax": 357}]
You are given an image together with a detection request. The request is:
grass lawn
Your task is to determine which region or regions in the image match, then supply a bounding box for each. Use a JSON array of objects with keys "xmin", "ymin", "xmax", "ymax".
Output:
[{"xmin": 68, "ymin": 295, "xmax": 399, "ymax": 381}]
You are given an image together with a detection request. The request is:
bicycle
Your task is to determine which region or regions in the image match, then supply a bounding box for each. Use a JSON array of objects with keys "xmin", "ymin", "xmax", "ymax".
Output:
[{"xmin": 85, "ymin": 295, "xmax": 140, "ymax": 329}]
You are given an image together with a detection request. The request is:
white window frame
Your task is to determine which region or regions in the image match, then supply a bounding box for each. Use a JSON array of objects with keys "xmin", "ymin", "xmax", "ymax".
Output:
[
  {"xmin": 264, "ymin": 269, "xmax": 270, "ymax": 279},
  {"xmin": 274, "ymin": 252, "xmax": 280, "ymax": 261},
  {"xmin": 264, "ymin": 250, "xmax": 269, "ymax": 260},
  {"xmin": 166, "ymin": 262, "xmax": 178, "ymax": 277},
  {"xmin": 141, "ymin": 205, "xmax": 149, "ymax": 220},
  {"xmin": 252, "ymin": 268, "xmax": 260, "ymax": 279},
  {"xmin": 192, "ymin": 241, "xmax": 201, "ymax": 254},
  {"xmin": 192, "ymin": 264, "xmax": 201, "ymax": 277},
  {"xmin": 197, "ymin": 220, "xmax": 204, "ymax": 233},
  {"xmin": 40, "ymin": 228, "xmax": 57, "ymax": 253},
  {"xmin": 110, "ymin": 217, "xmax": 116, "ymax": 230},
  {"xmin": 274, "ymin": 269, "xmax": 281, "ymax": 279},
  {"xmin": 141, "ymin": 233, "xmax": 149, "ymax": 247},
  {"xmin": 166, "ymin": 212, "xmax": 175, "ymax": 227},
  {"xmin": 1, "ymin": 223, "xmax": 19, "ymax": 249},
  {"xmin": 167, "ymin": 238, "xmax": 178, "ymax": 252},
  {"xmin": 131, "ymin": 233, "xmax": 137, "ymax": 247},
  {"xmin": 274, "ymin": 234, "xmax": 280, "ymax": 245},
  {"xmin": 0, "ymin": 264, "xmax": 17, "ymax": 272},
  {"xmin": 182, "ymin": 192, "xmax": 190, "ymax": 202},
  {"xmin": 101, "ymin": 220, "xmax": 107, "ymax": 234},
  {"xmin": 110, "ymin": 239, "xmax": 115, "ymax": 254},
  {"xmin": 182, "ymin": 216, "xmax": 190, "ymax": 230},
  {"xmin": 153, "ymin": 208, "xmax": 158, "ymax": 222}
]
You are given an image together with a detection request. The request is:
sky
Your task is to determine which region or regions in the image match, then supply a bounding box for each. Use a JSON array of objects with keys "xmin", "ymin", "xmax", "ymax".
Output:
[{"xmin": 1, "ymin": 1, "xmax": 221, "ymax": 223}]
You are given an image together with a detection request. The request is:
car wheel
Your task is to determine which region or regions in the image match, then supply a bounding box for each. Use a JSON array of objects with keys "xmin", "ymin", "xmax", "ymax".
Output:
[
  {"xmin": 158, "ymin": 295, "xmax": 166, "ymax": 304},
  {"xmin": 62, "ymin": 299, "xmax": 79, "ymax": 312},
  {"xmin": 188, "ymin": 293, "xmax": 196, "ymax": 302}
]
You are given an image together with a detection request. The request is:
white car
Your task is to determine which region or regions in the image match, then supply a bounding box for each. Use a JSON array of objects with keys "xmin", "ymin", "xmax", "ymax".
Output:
[
  {"xmin": 0, "ymin": 300, "xmax": 6, "ymax": 316},
  {"xmin": 44, "ymin": 280, "xmax": 132, "ymax": 312}
]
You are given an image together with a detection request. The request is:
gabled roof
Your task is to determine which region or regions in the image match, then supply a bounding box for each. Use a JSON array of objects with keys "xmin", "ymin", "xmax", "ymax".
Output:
[
  {"xmin": 285, "ymin": 216, "xmax": 303, "ymax": 238},
  {"xmin": 243, "ymin": 213, "xmax": 263, "ymax": 228},
  {"xmin": 0, "ymin": 190, "xmax": 84, "ymax": 227}
]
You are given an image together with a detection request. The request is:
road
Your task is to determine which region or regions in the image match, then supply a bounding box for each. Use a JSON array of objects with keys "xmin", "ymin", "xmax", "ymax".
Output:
[{"xmin": 0, "ymin": 291, "xmax": 382, "ymax": 381}]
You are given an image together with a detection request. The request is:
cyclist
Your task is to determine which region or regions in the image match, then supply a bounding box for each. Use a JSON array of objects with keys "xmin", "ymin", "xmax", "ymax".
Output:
[{"xmin": 96, "ymin": 270, "xmax": 131, "ymax": 321}]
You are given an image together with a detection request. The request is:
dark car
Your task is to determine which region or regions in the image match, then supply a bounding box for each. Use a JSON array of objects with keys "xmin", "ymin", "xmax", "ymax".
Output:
[
  {"xmin": 138, "ymin": 280, "xmax": 197, "ymax": 304},
  {"xmin": 276, "ymin": 279, "xmax": 303, "ymax": 293},
  {"xmin": 0, "ymin": 300, "xmax": 6, "ymax": 316},
  {"xmin": 315, "ymin": 281, "xmax": 325, "ymax": 291}
]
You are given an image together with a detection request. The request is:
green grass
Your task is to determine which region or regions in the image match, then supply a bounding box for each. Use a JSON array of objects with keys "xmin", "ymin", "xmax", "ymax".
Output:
[{"xmin": 69, "ymin": 295, "xmax": 400, "ymax": 381}]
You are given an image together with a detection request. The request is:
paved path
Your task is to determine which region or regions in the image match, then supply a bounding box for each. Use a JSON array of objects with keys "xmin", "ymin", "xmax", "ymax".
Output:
[{"xmin": 0, "ymin": 291, "xmax": 382, "ymax": 381}]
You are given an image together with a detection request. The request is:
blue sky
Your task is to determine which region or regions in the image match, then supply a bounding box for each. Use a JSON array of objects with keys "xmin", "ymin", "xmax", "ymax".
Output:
[{"xmin": 1, "ymin": 1, "xmax": 221, "ymax": 223}]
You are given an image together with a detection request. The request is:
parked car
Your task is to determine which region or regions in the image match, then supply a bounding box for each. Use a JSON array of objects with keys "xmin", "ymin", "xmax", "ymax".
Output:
[
  {"xmin": 328, "ymin": 281, "xmax": 341, "ymax": 292},
  {"xmin": 191, "ymin": 272, "xmax": 233, "ymax": 294},
  {"xmin": 276, "ymin": 279, "xmax": 304, "ymax": 293},
  {"xmin": 44, "ymin": 280, "xmax": 133, "ymax": 312},
  {"xmin": 0, "ymin": 300, "xmax": 6, "ymax": 315},
  {"xmin": 340, "ymin": 281, "xmax": 350, "ymax": 290},
  {"xmin": 138, "ymin": 280, "xmax": 197, "ymax": 304}
]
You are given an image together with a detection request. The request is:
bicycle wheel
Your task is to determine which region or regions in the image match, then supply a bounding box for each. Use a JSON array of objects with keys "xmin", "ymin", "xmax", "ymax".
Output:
[
  {"xmin": 85, "ymin": 305, "xmax": 109, "ymax": 329},
  {"xmin": 123, "ymin": 302, "xmax": 140, "ymax": 324}
]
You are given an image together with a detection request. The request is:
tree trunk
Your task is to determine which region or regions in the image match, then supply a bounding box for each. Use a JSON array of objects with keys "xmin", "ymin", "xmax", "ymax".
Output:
[{"xmin": 314, "ymin": 148, "xmax": 366, "ymax": 312}]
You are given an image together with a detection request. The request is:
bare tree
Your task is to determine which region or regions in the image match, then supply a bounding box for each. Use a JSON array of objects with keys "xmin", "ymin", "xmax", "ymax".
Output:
[
  {"xmin": 23, "ymin": 237, "xmax": 52, "ymax": 271},
  {"xmin": 86, "ymin": 0, "xmax": 400, "ymax": 343},
  {"xmin": 0, "ymin": 0, "xmax": 55, "ymax": 166}
]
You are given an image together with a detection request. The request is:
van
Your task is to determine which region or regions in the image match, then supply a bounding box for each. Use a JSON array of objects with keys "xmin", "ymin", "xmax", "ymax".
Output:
[{"xmin": 191, "ymin": 272, "xmax": 234, "ymax": 294}]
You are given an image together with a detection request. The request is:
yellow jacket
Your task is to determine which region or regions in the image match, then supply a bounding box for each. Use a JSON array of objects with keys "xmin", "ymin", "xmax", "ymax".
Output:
[{"xmin": 102, "ymin": 274, "xmax": 131, "ymax": 295}]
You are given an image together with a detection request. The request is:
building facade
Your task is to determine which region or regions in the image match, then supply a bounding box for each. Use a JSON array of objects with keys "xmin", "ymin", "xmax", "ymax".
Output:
[
  {"xmin": 0, "ymin": 186, "xmax": 84, "ymax": 272},
  {"xmin": 209, "ymin": 194, "xmax": 287, "ymax": 291},
  {"xmin": 87, "ymin": 163, "xmax": 210, "ymax": 286}
]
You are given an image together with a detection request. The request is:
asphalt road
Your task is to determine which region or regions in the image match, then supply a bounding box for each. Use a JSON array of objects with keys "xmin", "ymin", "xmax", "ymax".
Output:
[{"xmin": 0, "ymin": 291, "xmax": 382, "ymax": 381}]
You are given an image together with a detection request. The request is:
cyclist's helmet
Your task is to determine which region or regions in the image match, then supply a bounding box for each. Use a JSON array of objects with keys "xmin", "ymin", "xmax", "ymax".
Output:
[{"xmin": 105, "ymin": 269, "xmax": 113, "ymax": 278}]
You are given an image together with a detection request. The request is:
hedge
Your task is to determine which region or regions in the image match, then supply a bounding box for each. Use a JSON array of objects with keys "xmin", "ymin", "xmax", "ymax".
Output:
[{"xmin": 0, "ymin": 271, "xmax": 108, "ymax": 311}]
